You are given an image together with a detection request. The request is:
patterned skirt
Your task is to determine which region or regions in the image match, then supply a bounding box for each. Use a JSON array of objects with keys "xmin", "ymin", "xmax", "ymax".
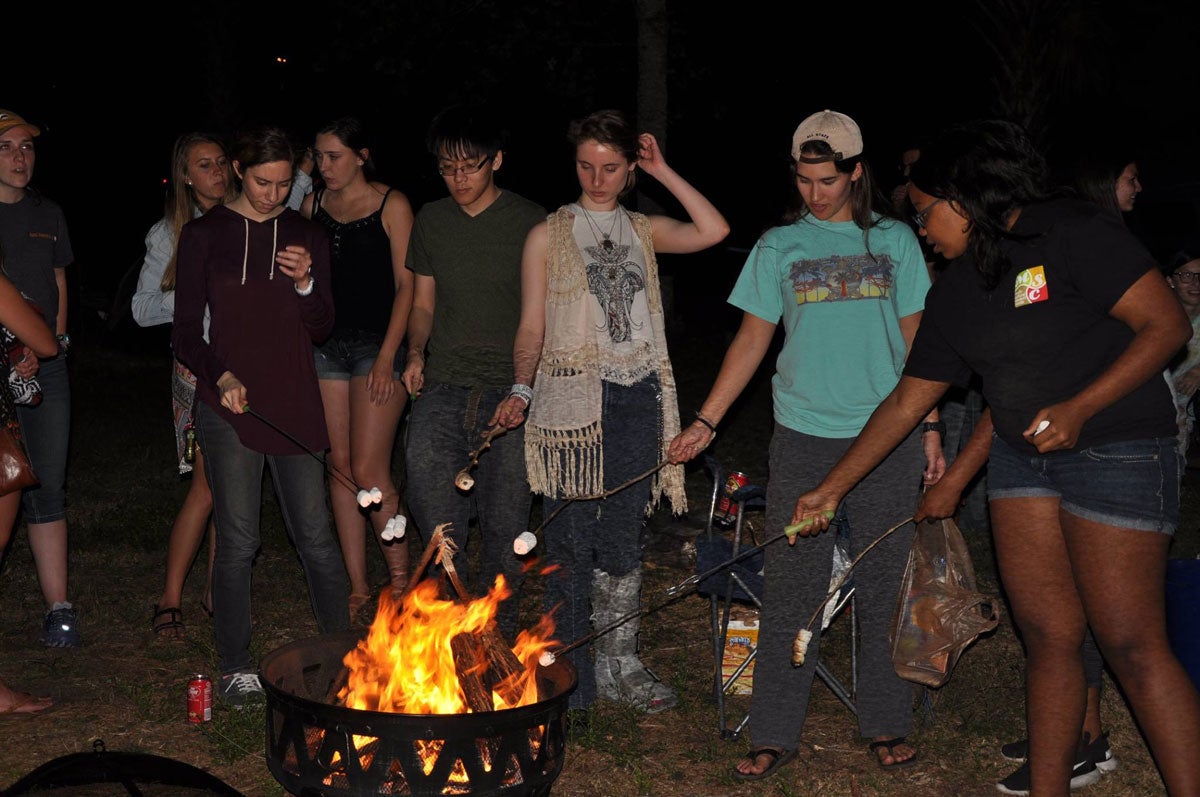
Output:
[{"xmin": 171, "ymin": 358, "xmax": 198, "ymax": 475}]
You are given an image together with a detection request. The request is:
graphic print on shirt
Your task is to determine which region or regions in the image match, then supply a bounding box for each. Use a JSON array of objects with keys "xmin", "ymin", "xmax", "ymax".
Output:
[
  {"xmin": 586, "ymin": 242, "xmax": 645, "ymax": 343},
  {"xmin": 789, "ymin": 253, "xmax": 895, "ymax": 304},
  {"xmin": 1013, "ymin": 265, "xmax": 1049, "ymax": 308}
]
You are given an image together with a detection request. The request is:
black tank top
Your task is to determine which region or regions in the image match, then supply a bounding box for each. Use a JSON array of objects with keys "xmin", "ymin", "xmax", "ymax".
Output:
[{"xmin": 313, "ymin": 188, "xmax": 396, "ymax": 337}]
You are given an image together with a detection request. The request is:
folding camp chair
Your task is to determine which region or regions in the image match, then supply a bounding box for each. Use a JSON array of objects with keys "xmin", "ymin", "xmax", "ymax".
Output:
[{"xmin": 697, "ymin": 453, "xmax": 857, "ymax": 740}]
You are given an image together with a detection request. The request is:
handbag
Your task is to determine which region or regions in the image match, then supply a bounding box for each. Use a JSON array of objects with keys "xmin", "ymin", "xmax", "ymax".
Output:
[
  {"xmin": 889, "ymin": 516, "xmax": 999, "ymax": 687},
  {"xmin": 0, "ymin": 325, "xmax": 38, "ymax": 496}
]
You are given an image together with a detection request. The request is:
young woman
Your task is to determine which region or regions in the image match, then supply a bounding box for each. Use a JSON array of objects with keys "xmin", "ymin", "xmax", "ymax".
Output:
[
  {"xmin": 132, "ymin": 132, "xmax": 235, "ymax": 639},
  {"xmin": 791, "ymin": 119, "xmax": 1200, "ymax": 796},
  {"xmin": 0, "ymin": 267, "xmax": 58, "ymax": 713},
  {"xmin": 301, "ymin": 118, "xmax": 414, "ymax": 622},
  {"xmin": 492, "ymin": 109, "xmax": 728, "ymax": 724},
  {"xmin": 172, "ymin": 126, "xmax": 349, "ymax": 706},
  {"xmin": 667, "ymin": 109, "xmax": 941, "ymax": 778},
  {"xmin": 0, "ymin": 109, "xmax": 79, "ymax": 648}
]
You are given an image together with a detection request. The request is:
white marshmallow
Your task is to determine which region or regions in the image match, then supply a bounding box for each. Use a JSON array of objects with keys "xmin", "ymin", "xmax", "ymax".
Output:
[
  {"xmin": 539, "ymin": 651, "xmax": 556, "ymax": 667},
  {"xmin": 513, "ymin": 531, "xmax": 538, "ymax": 555},
  {"xmin": 455, "ymin": 472, "xmax": 475, "ymax": 491},
  {"xmin": 357, "ymin": 489, "xmax": 372, "ymax": 508},
  {"xmin": 382, "ymin": 514, "xmax": 407, "ymax": 541},
  {"xmin": 369, "ymin": 486, "xmax": 383, "ymax": 503}
]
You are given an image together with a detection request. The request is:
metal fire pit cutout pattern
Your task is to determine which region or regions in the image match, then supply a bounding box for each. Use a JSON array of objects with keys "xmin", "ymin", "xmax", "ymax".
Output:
[{"xmin": 262, "ymin": 630, "xmax": 576, "ymax": 797}]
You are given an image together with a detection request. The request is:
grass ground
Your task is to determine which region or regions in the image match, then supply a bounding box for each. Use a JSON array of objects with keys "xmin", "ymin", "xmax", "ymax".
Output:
[{"xmin": 0, "ymin": 307, "xmax": 1196, "ymax": 796}]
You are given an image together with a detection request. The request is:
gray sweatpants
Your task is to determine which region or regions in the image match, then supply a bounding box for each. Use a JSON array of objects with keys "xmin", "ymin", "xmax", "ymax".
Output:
[{"xmin": 748, "ymin": 423, "xmax": 922, "ymax": 747}]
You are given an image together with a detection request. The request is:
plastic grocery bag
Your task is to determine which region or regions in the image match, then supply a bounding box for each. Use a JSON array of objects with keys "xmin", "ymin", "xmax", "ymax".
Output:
[{"xmin": 889, "ymin": 517, "xmax": 999, "ymax": 688}]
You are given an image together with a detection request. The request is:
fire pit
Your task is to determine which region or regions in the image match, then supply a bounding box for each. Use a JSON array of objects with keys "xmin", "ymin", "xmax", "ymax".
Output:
[{"xmin": 263, "ymin": 628, "xmax": 576, "ymax": 797}]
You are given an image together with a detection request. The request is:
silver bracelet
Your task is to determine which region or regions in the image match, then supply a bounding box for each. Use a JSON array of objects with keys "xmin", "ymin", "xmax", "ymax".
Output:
[
  {"xmin": 295, "ymin": 275, "xmax": 315, "ymax": 296},
  {"xmin": 509, "ymin": 383, "xmax": 533, "ymax": 406}
]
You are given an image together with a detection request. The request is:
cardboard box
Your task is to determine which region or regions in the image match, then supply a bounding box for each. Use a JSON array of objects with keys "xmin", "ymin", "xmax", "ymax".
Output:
[{"xmin": 721, "ymin": 606, "xmax": 759, "ymax": 695}]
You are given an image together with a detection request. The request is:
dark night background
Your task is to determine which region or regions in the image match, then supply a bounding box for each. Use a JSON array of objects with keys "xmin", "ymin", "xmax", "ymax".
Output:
[{"xmin": 7, "ymin": 0, "xmax": 1200, "ymax": 342}]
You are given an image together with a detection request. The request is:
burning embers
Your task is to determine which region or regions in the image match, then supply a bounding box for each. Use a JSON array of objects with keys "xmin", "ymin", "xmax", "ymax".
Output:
[{"xmin": 262, "ymin": 525, "xmax": 576, "ymax": 796}]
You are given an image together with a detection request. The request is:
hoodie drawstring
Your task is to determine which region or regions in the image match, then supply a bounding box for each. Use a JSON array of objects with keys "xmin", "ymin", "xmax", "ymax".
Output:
[{"xmin": 240, "ymin": 216, "xmax": 281, "ymax": 285}]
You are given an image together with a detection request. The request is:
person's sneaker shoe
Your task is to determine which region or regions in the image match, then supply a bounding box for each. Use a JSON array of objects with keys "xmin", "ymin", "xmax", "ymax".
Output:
[
  {"xmin": 1083, "ymin": 731, "xmax": 1118, "ymax": 773},
  {"xmin": 995, "ymin": 751, "xmax": 1100, "ymax": 795},
  {"xmin": 1001, "ymin": 731, "xmax": 1118, "ymax": 773},
  {"xmin": 1000, "ymin": 737, "xmax": 1029, "ymax": 762},
  {"xmin": 40, "ymin": 604, "xmax": 81, "ymax": 648},
  {"xmin": 218, "ymin": 670, "xmax": 265, "ymax": 708}
]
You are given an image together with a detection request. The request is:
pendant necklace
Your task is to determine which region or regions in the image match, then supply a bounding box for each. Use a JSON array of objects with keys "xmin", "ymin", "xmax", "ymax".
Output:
[{"xmin": 578, "ymin": 203, "xmax": 622, "ymax": 252}]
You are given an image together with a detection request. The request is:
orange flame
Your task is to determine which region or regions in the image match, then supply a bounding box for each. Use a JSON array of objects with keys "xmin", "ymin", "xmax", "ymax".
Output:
[{"xmin": 338, "ymin": 575, "xmax": 556, "ymax": 715}]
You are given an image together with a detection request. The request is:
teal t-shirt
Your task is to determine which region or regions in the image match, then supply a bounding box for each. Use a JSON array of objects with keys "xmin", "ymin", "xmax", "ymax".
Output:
[{"xmin": 728, "ymin": 214, "xmax": 930, "ymax": 437}]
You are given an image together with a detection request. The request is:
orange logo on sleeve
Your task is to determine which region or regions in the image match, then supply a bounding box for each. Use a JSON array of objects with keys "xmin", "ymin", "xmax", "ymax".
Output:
[{"xmin": 1014, "ymin": 266, "xmax": 1048, "ymax": 307}]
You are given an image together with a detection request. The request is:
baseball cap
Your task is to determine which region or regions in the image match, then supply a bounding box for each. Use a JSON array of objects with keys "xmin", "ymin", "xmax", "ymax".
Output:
[
  {"xmin": 791, "ymin": 109, "xmax": 862, "ymax": 163},
  {"xmin": 0, "ymin": 110, "xmax": 40, "ymax": 138}
]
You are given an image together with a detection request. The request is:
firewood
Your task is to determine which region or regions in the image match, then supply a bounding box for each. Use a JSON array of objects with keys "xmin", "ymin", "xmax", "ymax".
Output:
[
  {"xmin": 325, "ymin": 666, "xmax": 350, "ymax": 705},
  {"xmin": 451, "ymin": 632, "xmax": 495, "ymax": 713},
  {"xmin": 480, "ymin": 622, "xmax": 525, "ymax": 705}
]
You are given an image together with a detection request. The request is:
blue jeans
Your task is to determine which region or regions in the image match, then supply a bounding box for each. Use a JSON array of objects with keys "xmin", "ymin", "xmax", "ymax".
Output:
[
  {"xmin": 403, "ymin": 381, "xmax": 531, "ymax": 638},
  {"xmin": 196, "ymin": 402, "xmax": 349, "ymax": 674},
  {"xmin": 542, "ymin": 376, "xmax": 660, "ymax": 709},
  {"xmin": 17, "ymin": 356, "xmax": 69, "ymax": 523},
  {"xmin": 988, "ymin": 434, "xmax": 1181, "ymax": 534}
]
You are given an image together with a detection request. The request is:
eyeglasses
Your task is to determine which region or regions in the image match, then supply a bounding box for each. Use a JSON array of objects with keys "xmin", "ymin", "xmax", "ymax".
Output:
[
  {"xmin": 911, "ymin": 198, "xmax": 945, "ymax": 229},
  {"xmin": 1173, "ymin": 270, "xmax": 1200, "ymax": 283},
  {"xmin": 436, "ymin": 153, "xmax": 495, "ymax": 177}
]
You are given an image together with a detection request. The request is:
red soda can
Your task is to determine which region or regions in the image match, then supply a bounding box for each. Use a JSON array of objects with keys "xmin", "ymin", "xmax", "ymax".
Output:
[
  {"xmin": 187, "ymin": 674, "xmax": 212, "ymax": 723},
  {"xmin": 715, "ymin": 471, "xmax": 749, "ymax": 528}
]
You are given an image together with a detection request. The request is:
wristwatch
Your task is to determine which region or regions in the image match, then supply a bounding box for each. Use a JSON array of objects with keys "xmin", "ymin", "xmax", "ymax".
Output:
[
  {"xmin": 921, "ymin": 420, "xmax": 946, "ymax": 436},
  {"xmin": 56, "ymin": 333, "xmax": 71, "ymax": 352}
]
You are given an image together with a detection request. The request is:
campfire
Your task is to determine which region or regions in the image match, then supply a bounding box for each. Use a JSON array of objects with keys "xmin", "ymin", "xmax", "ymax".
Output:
[{"xmin": 262, "ymin": 525, "xmax": 577, "ymax": 796}]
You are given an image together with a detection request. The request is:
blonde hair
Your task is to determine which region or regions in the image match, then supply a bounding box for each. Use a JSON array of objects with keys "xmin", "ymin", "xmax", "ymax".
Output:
[{"xmin": 160, "ymin": 132, "xmax": 235, "ymax": 291}]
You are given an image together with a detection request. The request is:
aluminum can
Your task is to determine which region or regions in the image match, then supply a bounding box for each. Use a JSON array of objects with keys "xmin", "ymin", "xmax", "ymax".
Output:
[
  {"xmin": 715, "ymin": 471, "xmax": 749, "ymax": 528},
  {"xmin": 187, "ymin": 674, "xmax": 213, "ymax": 723}
]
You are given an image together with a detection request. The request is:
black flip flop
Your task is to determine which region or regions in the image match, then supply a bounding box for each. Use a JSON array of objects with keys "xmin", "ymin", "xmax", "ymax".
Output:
[
  {"xmin": 731, "ymin": 747, "xmax": 797, "ymax": 781},
  {"xmin": 151, "ymin": 606, "xmax": 185, "ymax": 640},
  {"xmin": 869, "ymin": 736, "xmax": 919, "ymax": 770}
]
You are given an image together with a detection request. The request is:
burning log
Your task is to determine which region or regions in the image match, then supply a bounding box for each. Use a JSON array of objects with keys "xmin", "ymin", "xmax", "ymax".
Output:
[
  {"xmin": 482, "ymin": 622, "xmax": 526, "ymax": 705},
  {"xmin": 451, "ymin": 633, "xmax": 495, "ymax": 713}
]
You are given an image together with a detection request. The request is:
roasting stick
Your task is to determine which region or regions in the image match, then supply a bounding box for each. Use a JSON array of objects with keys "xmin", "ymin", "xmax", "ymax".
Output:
[
  {"xmin": 242, "ymin": 405, "xmax": 388, "ymax": 511},
  {"xmin": 538, "ymin": 513, "xmax": 911, "ymax": 668},
  {"xmin": 791, "ymin": 515, "xmax": 914, "ymax": 665},
  {"xmin": 511, "ymin": 459, "xmax": 674, "ymax": 554},
  {"xmin": 454, "ymin": 425, "xmax": 509, "ymax": 491}
]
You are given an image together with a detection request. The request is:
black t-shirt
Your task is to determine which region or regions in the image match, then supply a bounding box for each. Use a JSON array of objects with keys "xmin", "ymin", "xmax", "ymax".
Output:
[{"xmin": 904, "ymin": 197, "xmax": 1176, "ymax": 453}]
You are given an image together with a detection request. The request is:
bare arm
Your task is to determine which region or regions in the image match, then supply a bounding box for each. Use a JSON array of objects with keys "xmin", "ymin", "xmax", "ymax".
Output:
[
  {"xmin": 54, "ymin": 267, "xmax": 68, "ymax": 338},
  {"xmin": 636, "ymin": 134, "xmax": 730, "ymax": 254},
  {"xmin": 402, "ymin": 273, "xmax": 435, "ymax": 396},
  {"xmin": 899, "ymin": 310, "xmax": 945, "ymax": 483},
  {"xmin": 916, "ymin": 407, "xmax": 992, "ymax": 521},
  {"xmin": 0, "ymin": 275, "xmax": 55, "ymax": 357},
  {"xmin": 1024, "ymin": 269, "xmax": 1192, "ymax": 451},
  {"xmin": 790, "ymin": 375, "xmax": 951, "ymax": 535},
  {"xmin": 492, "ymin": 223, "xmax": 548, "ymax": 429},
  {"xmin": 666, "ymin": 311, "xmax": 777, "ymax": 463},
  {"xmin": 367, "ymin": 190, "xmax": 416, "ymax": 405}
]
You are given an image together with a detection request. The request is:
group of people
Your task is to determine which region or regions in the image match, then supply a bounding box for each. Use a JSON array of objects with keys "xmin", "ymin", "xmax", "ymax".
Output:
[
  {"xmin": 1, "ymin": 99, "xmax": 1198, "ymax": 797},
  {"xmin": 123, "ymin": 105, "xmax": 730, "ymax": 720}
]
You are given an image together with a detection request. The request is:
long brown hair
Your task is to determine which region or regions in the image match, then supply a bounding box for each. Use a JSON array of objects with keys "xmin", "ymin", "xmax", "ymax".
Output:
[{"xmin": 160, "ymin": 132, "xmax": 234, "ymax": 291}]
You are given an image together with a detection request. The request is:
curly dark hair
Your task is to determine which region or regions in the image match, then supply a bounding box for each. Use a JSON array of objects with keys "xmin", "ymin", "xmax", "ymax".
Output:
[{"xmin": 909, "ymin": 119, "xmax": 1051, "ymax": 291}]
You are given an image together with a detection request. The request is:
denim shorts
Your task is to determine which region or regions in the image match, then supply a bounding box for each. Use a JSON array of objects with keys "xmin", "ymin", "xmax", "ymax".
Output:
[
  {"xmin": 988, "ymin": 433, "xmax": 1181, "ymax": 535},
  {"xmin": 313, "ymin": 329, "xmax": 403, "ymax": 380}
]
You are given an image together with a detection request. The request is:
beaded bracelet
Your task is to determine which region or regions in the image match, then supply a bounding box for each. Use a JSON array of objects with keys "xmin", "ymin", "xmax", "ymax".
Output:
[{"xmin": 509, "ymin": 383, "xmax": 534, "ymax": 406}]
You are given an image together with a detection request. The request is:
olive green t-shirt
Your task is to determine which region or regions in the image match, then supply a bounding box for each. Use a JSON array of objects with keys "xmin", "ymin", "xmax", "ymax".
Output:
[{"xmin": 407, "ymin": 191, "xmax": 546, "ymax": 387}]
